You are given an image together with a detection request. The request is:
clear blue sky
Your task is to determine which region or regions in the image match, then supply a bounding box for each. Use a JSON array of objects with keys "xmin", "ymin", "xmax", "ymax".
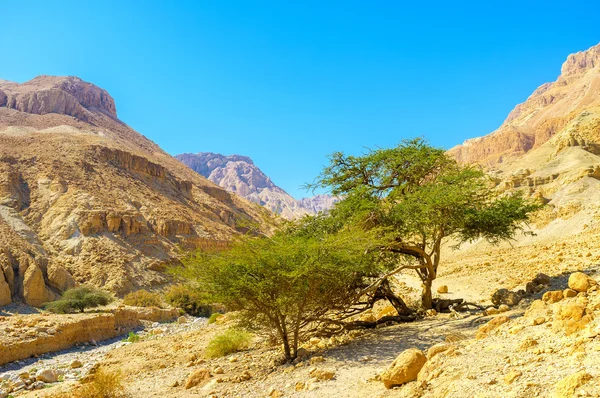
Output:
[{"xmin": 2, "ymin": 1, "xmax": 599, "ymax": 198}]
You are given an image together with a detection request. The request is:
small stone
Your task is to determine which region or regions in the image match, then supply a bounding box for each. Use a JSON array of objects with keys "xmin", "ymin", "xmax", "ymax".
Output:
[
  {"xmin": 504, "ymin": 370, "xmax": 522, "ymax": 384},
  {"xmin": 437, "ymin": 285, "xmax": 448, "ymax": 294},
  {"xmin": 70, "ymin": 360, "xmax": 83, "ymax": 369},
  {"xmin": 229, "ymin": 356, "xmax": 238, "ymax": 363},
  {"xmin": 542, "ymin": 290, "xmax": 564, "ymax": 303},
  {"xmin": 309, "ymin": 356, "xmax": 325, "ymax": 364},
  {"xmin": 486, "ymin": 307, "xmax": 499, "ymax": 315},
  {"xmin": 214, "ymin": 366, "xmax": 224, "ymax": 374},
  {"xmin": 36, "ymin": 369, "xmax": 58, "ymax": 383},
  {"xmin": 185, "ymin": 368, "xmax": 211, "ymax": 389},
  {"xmin": 533, "ymin": 273, "xmax": 551, "ymax": 285},
  {"xmin": 177, "ymin": 316, "xmax": 188, "ymax": 324},
  {"xmin": 563, "ymin": 288, "xmax": 578, "ymax": 298},
  {"xmin": 498, "ymin": 304, "xmax": 510, "ymax": 313},
  {"xmin": 295, "ymin": 381, "xmax": 306, "ymax": 391},
  {"xmin": 533, "ymin": 317, "xmax": 546, "ymax": 326}
]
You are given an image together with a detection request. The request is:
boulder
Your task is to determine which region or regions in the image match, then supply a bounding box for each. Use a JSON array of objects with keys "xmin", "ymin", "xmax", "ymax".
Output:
[
  {"xmin": 36, "ymin": 369, "xmax": 58, "ymax": 383},
  {"xmin": 436, "ymin": 285, "xmax": 448, "ymax": 294},
  {"xmin": 568, "ymin": 272, "xmax": 596, "ymax": 292},
  {"xmin": 491, "ymin": 289, "xmax": 522, "ymax": 307},
  {"xmin": 185, "ymin": 368, "xmax": 211, "ymax": 389},
  {"xmin": 47, "ymin": 263, "xmax": 76, "ymax": 292},
  {"xmin": 525, "ymin": 282, "xmax": 545, "ymax": 294},
  {"xmin": 23, "ymin": 264, "xmax": 56, "ymax": 307},
  {"xmin": 0, "ymin": 270, "xmax": 11, "ymax": 306},
  {"xmin": 426, "ymin": 343, "xmax": 455, "ymax": 360},
  {"xmin": 380, "ymin": 348, "xmax": 427, "ymax": 389},
  {"xmin": 542, "ymin": 290, "xmax": 564, "ymax": 303}
]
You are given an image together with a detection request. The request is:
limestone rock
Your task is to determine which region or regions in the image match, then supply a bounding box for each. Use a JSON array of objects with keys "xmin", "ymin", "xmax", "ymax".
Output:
[
  {"xmin": 380, "ymin": 348, "xmax": 427, "ymax": 389},
  {"xmin": 36, "ymin": 369, "xmax": 58, "ymax": 383},
  {"xmin": 563, "ymin": 288, "xmax": 578, "ymax": 298},
  {"xmin": 553, "ymin": 371, "xmax": 591, "ymax": 398},
  {"xmin": 542, "ymin": 290, "xmax": 564, "ymax": 303},
  {"xmin": 185, "ymin": 368, "xmax": 211, "ymax": 389},
  {"xmin": 568, "ymin": 272, "xmax": 595, "ymax": 292},
  {"xmin": 47, "ymin": 263, "xmax": 76, "ymax": 292},
  {"xmin": 491, "ymin": 289, "xmax": 522, "ymax": 307},
  {"xmin": 426, "ymin": 343, "xmax": 455, "ymax": 360},
  {"xmin": 0, "ymin": 269, "xmax": 10, "ymax": 306},
  {"xmin": 476, "ymin": 316, "xmax": 510, "ymax": 339},
  {"xmin": 533, "ymin": 273, "xmax": 552, "ymax": 285},
  {"xmin": 70, "ymin": 360, "xmax": 83, "ymax": 369},
  {"xmin": 23, "ymin": 264, "xmax": 56, "ymax": 307},
  {"xmin": 437, "ymin": 285, "xmax": 448, "ymax": 294}
]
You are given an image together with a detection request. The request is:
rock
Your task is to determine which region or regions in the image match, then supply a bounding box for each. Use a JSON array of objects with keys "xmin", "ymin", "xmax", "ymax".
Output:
[
  {"xmin": 295, "ymin": 381, "xmax": 306, "ymax": 391},
  {"xmin": 568, "ymin": 272, "xmax": 595, "ymax": 292},
  {"xmin": 476, "ymin": 316, "xmax": 510, "ymax": 339},
  {"xmin": 491, "ymin": 289, "xmax": 521, "ymax": 307},
  {"xmin": 563, "ymin": 288, "xmax": 578, "ymax": 298},
  {"xmin": 47, "ymin": 263, "xmax": 76, "ymax": 292},
  {"xmin": 23, "ymin": 264, "xmax": 56, "ymax": 307},
  {"xmin": 485, "ymin": 307, "xmax": 499, "ymax": 315},
  {"xmin": 526, "ymin": 282, "xmax": 545, "ymax": 294},
  {"xmin": 380, "ymin": 348, "xmax": 427, "ymax": 389},
  {"xmin": 504, "ymin": 370, "xmax": 522, "ymax": 384},
  {"xmin": 437, "ymin": 285, "xmax": 448, "ymax": 294},
  {"xmin": 309, "ymin": 356, "xmax": 325, "ymax": 364},
  {"xmin": 268, "ymin": 388, "xmax": 283, "ymax": 398},
  {"xmin": 533, "ymin": 317, "xmax": 546, "ymax": 326},
  {"xmin": 498, "ymin": 304, "xmax": 510, "ymax": 313},
  {"xmin": 542, "ymin": 290, "xmax": 564, "ymax": 303},
  {"xmin": 0, "ymin": 270, "xmax": 11, "ymax": 306},
  {"xmin": 36, "ymin": 369, "xmax": 58, "ymax": 383},
  {"xmin": 70, "ymin": 360, "xmax": 83, "ymax": 369},
  {"xmin": 213, "ymin": 366, "xmax": 224, "ymax": 374},
  {"xmin": 426, "ymin": 343, "xmax": 455, "ymax": 359},
  {"xmin": 177, "ymin": 316, "xmax": 188, "ymax": 324},
  {"xmin": 185, "ymin": 368, "xmax": 211, "ymax": 389},
  {"xmin": 310, "ymin": 369, "xmax": 336, "ymax": 381},
  {"xmin": 553, "ymin": 371, "xmax": 591, "ymax": 397},
  {"xmin": 532, "ymin": 273, "xmax": 551, "ymax": 285}
]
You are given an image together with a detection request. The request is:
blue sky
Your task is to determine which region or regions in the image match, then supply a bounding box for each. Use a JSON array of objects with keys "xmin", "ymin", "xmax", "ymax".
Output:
[{"xmin": 2, "ymin": 1, "xmax": 599, "ymax": 198}]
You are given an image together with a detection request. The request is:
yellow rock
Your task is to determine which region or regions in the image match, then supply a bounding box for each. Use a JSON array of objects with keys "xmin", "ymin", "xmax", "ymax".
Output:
[
  {"xmin": 504, "ymin": 370, "xmax": 522, "ymax": 384},
  {"xmin": 553, "ymin": 371, "xmax": 591, "ymax": 398},
  {"xmin": 380, "ymin": 348, "xmax": 427, "ymax": 389}
]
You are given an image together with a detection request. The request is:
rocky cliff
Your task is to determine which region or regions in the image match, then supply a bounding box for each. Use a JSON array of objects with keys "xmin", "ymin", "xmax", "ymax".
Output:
[
  {"xmin": 0, "ymin": 76, "xmax": 271, "ymax": 307},
  {"xmin": 449, "ymin": 43, "xmax": 600, "ymax": 166},
  {"xmin": 176, "ymin": 152, "xmax": 337, "ymax": 219}
]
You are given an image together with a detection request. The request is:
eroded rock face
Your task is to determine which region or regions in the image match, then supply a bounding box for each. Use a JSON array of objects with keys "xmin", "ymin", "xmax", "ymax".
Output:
[
  {"xmin": 0, "ymin": 76, "xmax": 271, "ymax": 305},
  {"xmin": 0, "ymin": 269, "xmax": 11, "ymax": 306}
]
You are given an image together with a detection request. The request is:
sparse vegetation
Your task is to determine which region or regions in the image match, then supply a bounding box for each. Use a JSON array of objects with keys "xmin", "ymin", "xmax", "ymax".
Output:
[
  {"xmin": 205, "ymin": 328, "xmax": 253, "ymax": 358},
  {"xmin": 163, "ymin": 284, "xmax": 212, "ymax": 317},
  {"xmin": 44, "ymin": 286, "xmax": 113, "ymax": 314},
  {"xmin": 71, "ymin": 368, "xmax": 129, "ymax": 398},
  {"xmin": 123, "ymin": 290, "xmax": 163, "ymax": 308},
  {"xmin": 309, "ymin": 138, "xmax": 542, "ymax": 309},
  {"xmin": 208, "ymin": 313, "xmax": 223, "ymax": 324},
  {"xmin": 122, "ymin": 331, "xmax": 140, "ymax": 343},
  {"xmin": 177, "ymin": 227, "xmax": 387, "ymax": 361}
]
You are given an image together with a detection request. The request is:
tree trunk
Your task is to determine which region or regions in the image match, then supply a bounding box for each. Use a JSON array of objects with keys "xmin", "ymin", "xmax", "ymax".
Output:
[
  {"xmin": 421, "ymin": 275, "xmax": 433, "ymax": 309},
  {"xmin": 375, "ymin": 278, "xmax": 412, "ymax": 315},
  {"xmin": 281, "ymin": 332, "xmax": 292, "ymax": 361}
]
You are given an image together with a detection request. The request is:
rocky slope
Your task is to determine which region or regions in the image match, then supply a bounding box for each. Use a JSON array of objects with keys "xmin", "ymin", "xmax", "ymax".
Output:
[
  {"xmin": 449, "ymin": 42, "xmax": 600, "ymax": 166},
  {"xmin": 176, "ymin": 152, "xmax": 337, "ymax": 219},
  {"xmin": 0, "ymin": 76, "xmax": 271, "ymax": 306}
]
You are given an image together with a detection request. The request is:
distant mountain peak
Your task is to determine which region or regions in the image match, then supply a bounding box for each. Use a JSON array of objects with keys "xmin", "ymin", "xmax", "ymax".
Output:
[{"xmin": 177, "ymin": 152, "xmax": 337, "ymax": 219}]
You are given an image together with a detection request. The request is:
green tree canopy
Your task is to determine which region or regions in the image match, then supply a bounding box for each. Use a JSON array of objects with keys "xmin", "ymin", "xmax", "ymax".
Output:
[
  {"xmin": 44, "ymin": 286, "xmax": 113, "ymax": 313},
  {"xmin": 310, "ymin": 138, "xmax": 541, "ymax": 308},
  {"xmin": 175, "ymin": 227, "xmax": 391, "ymax": 361}
]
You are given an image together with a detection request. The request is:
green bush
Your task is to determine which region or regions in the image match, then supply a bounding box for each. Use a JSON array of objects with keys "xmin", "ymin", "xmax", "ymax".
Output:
[
  {"xmin": 205, "ymin": 328, "xmax": 252, "ymax": 358},
  {"xmin": 121, "ymin": 331, "xmax": 140, "ymax": 343},
  {"xmin": 163, "ymin": 284, "xmax": 212, "ymax": 317},
  {"xmin": 45, "ymin": 286, "xmax": 113, "ymax": 313},
  {"xmin": 123, "ymin": 290, "xmax": 163, "ymax": 308},
  {"xmin": 207, "ymin": 313, "xmax": 223, "ymax": 324}
]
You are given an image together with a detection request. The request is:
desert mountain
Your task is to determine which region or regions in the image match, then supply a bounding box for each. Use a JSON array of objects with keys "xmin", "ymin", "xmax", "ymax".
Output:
[
  {"xmin": 176, "ymin": 152, "xmax": 337, "ymax": 219},
  {"xmin": 0, "ymin": 76, "xmax": 271, "ymax": 306},
  {"xmin": 447, "ymin": 43, "xmax": 600, "ymax": 255}
]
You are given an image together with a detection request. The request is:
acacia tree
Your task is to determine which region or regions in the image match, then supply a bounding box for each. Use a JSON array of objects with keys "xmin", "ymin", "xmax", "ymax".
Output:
[
  {"xmin": 310, "ymin": 138, "xmax": 541, "ymax": 309},
  {"xmin": 175, "ymin": 228, "xmax": 397, "ymax": 361}
]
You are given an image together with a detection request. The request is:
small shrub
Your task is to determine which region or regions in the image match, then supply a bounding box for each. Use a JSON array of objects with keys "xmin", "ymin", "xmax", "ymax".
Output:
[
  {"xmin": 123, "ymin": 290, "xmax": 163, "ymax": 308},
  {"xmin": 44, "ymin": 286, "xmax": 113, "ymax": 313},
  {"xmin": 163, "ymin": 284, "xmax": 212, "ymax": 317},
  {"xmin": 72, "ymin": 369, "xmax": 128, "ymax": 398},
  {"xmin": 121, "ymin": 331, "xmax": 140, "ymax": 343},
  {"xmin": 205, "ymin": 328, "xmax": 252, "ymax": 358},
  {"xmin": 207, "ymin": 313, "xmax": 223, "ymax": 324}
]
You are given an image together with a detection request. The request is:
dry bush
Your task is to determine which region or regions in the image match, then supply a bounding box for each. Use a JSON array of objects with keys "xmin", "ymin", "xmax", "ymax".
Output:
[
  {"xmin": 72, "ymin": 369, "xmax": 129, "ymax": 398},
  {"xmin": 205, "ymin": 328, "xmax": 252, "ymax": 358},
  {"xmin": 123, "ymin": 289, "xmax": 163, "ymax": 308}
]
